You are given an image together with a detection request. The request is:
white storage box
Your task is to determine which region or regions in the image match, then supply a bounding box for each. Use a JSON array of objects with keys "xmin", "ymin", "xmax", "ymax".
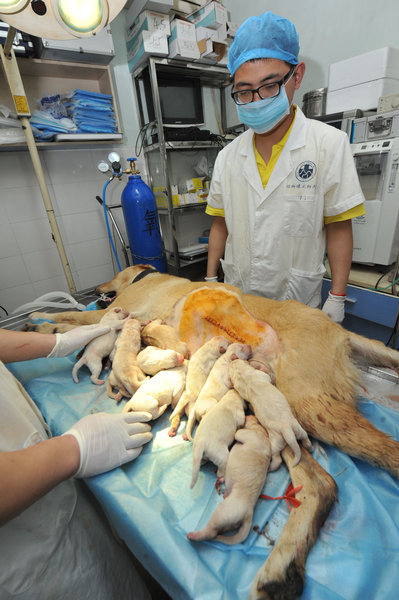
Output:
[
  {"xmin": 327, "ymin": 47, "xmax": 399, "ymax": 113},
  {"xmin": 40, "ymin": 27, "xmax": 114, "ymax": 64},
  {"xmin": 127, "ymin": 10, "xmax": 171, "ymax": 43},
  {"xmin": 128, "ymin": 30, "xmax": 169, "ymax": 72},
  {"xmin": 187, "ymin": 1, "xmax": 227, "ymax": 30},
  {"xmin": 168, "ymin": 17, "xmax": 199, "ymax": 59},
  {"xmin": 125, "ymin": 0, "xmax": 173, "ymax": 26},
  {"xmin": 327, "ymin": 79, "xmax": 399, "ymax": 113},
  {"xmin": 170, "ymin": 17, "xmax": 197, "ymax": 42},
  {"xmin": 169, "ymin": 37, "xmax": 200, "ymax": 60}
]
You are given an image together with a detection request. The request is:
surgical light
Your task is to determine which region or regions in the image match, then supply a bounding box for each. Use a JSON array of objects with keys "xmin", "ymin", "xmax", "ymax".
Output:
[
  {"xmin": 54, "ymin": 0, "xmax": 107, "ymax": 35},
  {"xmin": 0, "ymin": 0, "xmax": 126, "ymax": 39}
]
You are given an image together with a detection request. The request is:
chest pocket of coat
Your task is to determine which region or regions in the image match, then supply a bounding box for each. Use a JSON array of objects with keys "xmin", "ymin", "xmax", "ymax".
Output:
[{"xmin": 283, "ymin": 196, "xmax": 316, "ymax": 237}]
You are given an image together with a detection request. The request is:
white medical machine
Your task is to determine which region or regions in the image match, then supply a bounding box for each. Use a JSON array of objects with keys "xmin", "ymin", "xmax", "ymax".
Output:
[{"xmin": 351, "ymin": 137, "xmax": 399, "ymax": 265}]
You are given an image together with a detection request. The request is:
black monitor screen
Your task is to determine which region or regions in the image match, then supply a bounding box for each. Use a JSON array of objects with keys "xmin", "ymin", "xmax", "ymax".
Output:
[{"xmin": 142, "ymin": 68, "xmax": 204, "ymax": 126}]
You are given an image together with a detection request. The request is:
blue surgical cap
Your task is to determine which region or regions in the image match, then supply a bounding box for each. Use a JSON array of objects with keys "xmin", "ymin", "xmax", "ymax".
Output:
[{"xmin": 228, "ymin": 11, "xmax": 299, "ymax": 76}]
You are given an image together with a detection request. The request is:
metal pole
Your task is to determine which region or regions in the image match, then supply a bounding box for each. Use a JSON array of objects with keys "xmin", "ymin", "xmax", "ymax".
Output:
[{"xmin": 0, "ymin": 31, "xmax": 77, "ymax": 293}]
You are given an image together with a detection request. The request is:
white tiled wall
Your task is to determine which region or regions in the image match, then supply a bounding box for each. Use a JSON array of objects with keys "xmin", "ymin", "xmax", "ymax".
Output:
[{"xmin": 0, "ymin": 146, "xmax": 147, "ymax": 315}]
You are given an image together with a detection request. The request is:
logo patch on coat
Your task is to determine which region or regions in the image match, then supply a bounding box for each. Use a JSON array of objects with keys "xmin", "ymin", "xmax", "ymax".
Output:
[{"xmin": 295, "ymin": 161, "xmax": 316, "ymax": 182}]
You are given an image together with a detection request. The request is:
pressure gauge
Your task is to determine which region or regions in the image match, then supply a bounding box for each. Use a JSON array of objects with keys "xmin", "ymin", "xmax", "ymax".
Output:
[
  {"xmin": 108, "ymin": 152, "xmax": 120, "ymax": 163},
  {"xmin": 97, "ymin": 160, "xmax": 109, "ymax": 173}
]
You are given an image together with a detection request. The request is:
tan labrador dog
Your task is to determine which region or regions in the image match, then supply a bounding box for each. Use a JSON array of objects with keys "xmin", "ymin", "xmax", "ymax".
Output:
[
  {"xmin": 229, "ymin": 359, "xmax": 312, "ymax": 469},
  {"xmin": 141, "ymin": 318, "xmax": 189, "ymax": 358},
  {"xmin": 185, "ymin": 342, "xmax": 252, "ymax": 441},
  {"xmin": 107, "ymin": 316, "xmax": 148, "ymax": 401},
  {"xmin": 190, "ymin": 389, "xmax": 246, "ymax": 489},
  {"xmin": 169, "ymin": 335, "xmax": 231, "ymax": 437},
  {"xmin": 122, "ymin": 363, "xmax": 187, "ymax": 419},
  {"xmin": 29, "ymin": 265, "xmax": 399, "ymax": 598},
  {"xmin": 72, "ymin": 307, "xmax": 129, "ymax": 385},
  {"xmin": 137, "ymin": 345, "xmax": 184, "ymax": 376},
  {"xmin": 187, "ymin": 415, "xmax": 271, "ymax": 545}
]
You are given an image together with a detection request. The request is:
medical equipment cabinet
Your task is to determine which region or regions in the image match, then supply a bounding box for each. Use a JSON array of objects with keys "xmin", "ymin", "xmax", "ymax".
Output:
[{"xmin": 132, "ymin": 57, "xmax": 230, "ymax": 275}]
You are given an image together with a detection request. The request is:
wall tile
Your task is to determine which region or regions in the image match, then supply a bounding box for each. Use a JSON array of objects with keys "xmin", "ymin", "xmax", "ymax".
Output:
[
  {"xmin": 0, "ymin": 223, "xmax": 20, "ymax": 258},
  {"xmin": 42, "ymin": 148, "xmax": 98, "ymax": 185},
  {"xmin": 76, "ymin": 262, "xmax": 116, "ymax": 291},
  {"xmin": 22, "ymin": 247, "xmax": 65, "ymax": 281},
  {"xmin": 53, "ymin": 180, "xmax": 104, "ymax": 216},
  {"xmin": 60, "ymin": 210, "xmax": 107, "ymax": 245},
  {"xmin": 0, "ymin": 151, "xmax": 50, "ymax": 189},
  {"xmin": 12, "ymin": 219, "xmax": 55, "ymax": 254},
  {"xmin": 2, "ymin": 185, "xmax": 59, "ymax": 223},
  {"xmin": 0, "ymin": 255, "xmax": 30, "ymax": 289},
  {"xmin": 32, "ymin": 275, "xmax": 71, "ymax": 297},
  {"xmin": 67, "ymin": 237, "xmax": 112, "ymax": 271},
  {"xmin": 0, "ymin": 283, "xmax": 37, "ymax": 315}
]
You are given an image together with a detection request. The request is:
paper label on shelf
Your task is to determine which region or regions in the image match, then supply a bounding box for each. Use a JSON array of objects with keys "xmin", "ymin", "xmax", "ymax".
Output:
[{"xmin": 13, "ymin": 95, "xmax": 30, "ymax": 115}]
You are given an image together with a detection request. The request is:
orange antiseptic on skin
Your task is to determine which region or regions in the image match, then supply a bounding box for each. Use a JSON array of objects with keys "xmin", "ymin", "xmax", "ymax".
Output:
[{"xmin": 178, "ymin": 287, "xmax": 270, "ymax": 347}]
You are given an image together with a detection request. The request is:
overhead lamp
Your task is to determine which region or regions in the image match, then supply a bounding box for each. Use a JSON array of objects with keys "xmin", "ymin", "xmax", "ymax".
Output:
[{"xmin": 0, "ymin": 0, "xmax": 127, "ymax": 39}]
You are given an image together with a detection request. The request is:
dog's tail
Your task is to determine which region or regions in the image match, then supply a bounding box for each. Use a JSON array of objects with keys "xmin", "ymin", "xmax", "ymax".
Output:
[
  {"xmin": 184, "ymin": 406, "xmax": 197, "ymax": 442},
  {"xmin": 72, "ymin": 356, "xmax": 86, "ymax": 383},
  {"xmin": 190, "ymin": 439, "xmax": 205, "ymax": 489},
  {"xmin": 107, "ymin": 371, "xmax": 117, "ymax": 398},
  {"xmin": 124, "ymin": 368, "xmax": 149, "ymax": 396},
  {"xmin": 214, "ymin": 510, "xmax": 253, "ymax": 546},
  {"xmin": 348, "ymin": 330, "xmax": 399, "ymax": 369}
]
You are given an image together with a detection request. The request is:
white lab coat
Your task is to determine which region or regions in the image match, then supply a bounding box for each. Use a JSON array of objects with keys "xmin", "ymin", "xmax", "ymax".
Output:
[
  {"xmin": 208, "ymin": 107, "xmax": 364, "ymax": 307},
  {"xmin": 0, "ymin": 362, "xmax": 150, "ymax": 600}
]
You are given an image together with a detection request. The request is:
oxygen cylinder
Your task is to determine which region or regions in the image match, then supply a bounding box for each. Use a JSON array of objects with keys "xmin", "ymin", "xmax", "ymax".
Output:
[{"xmin": 121, "ymin": 158, "xmax": 166, "ymax": 272}]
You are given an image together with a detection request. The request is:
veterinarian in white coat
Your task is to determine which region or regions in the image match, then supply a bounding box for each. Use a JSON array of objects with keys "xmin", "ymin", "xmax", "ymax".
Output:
[
  {"xmin": 0, "ymin": 327, "xmax": 152, "ymax": 600},
  {"xmin": 206, "ymin": 11, "xmax": 365, "ymax": 322}
]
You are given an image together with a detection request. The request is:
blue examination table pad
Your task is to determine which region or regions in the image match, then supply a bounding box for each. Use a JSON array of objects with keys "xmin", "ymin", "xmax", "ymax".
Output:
[{"xmin": 8, "ymin": 357, "xmax": 399, "ymax": 600}]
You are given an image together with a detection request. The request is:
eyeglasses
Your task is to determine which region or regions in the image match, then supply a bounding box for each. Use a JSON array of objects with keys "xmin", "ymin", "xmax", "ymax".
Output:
[{"xmin": 231, "ymin": 66, "xmax": 295, "ymax": 105}]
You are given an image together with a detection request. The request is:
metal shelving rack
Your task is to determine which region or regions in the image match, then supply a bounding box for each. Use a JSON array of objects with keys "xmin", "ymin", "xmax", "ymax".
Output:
[{"xmin": 132, "ymin": 56, "xmax": 230, "ymax": 275}]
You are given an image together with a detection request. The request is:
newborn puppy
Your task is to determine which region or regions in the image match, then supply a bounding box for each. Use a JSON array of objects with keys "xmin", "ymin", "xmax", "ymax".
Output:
[
  {"xmin": 107, "ymin": 316, "xmax": 148, "ymax": 402},
  {"xmin": 185, "ymin": 342, "xmax": 252, "ymax": 441},
  {"xmin": 72, "ymin": 307, "xmax": 128, "ymax": 385},
  {"xmin": 137, "ymin": 345, "xmax": 184, "ymax": 376},
  {"xmin": 190, "ymin": 389, "xmax": 246, "ymax": 489},
  {"xmin": 229, "ymin": 359, "xmax": 312, "ymax": 469},
  {"xmin": 187, "ymin": 415, "xmax": 271, "ymax": 545},
  {"xmin": 122, "ymin": 363, "xmax": 187, "ymax": 419},
  {"xmin": 141, "ymin": 318, "xmax": 189, "ymax": 358},
  {"xmin": 169, "ymin": 335, "xmax": 230, "ymax": 437}
]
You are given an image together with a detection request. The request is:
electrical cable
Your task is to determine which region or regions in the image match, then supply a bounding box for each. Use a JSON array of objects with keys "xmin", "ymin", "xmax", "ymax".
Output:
[
  {"xmin": 102, "ymin": 178, "xmax": 122, "ymax": 272},
  {"xmin": 0, "ymin": 305, "xmax": 8, "ymax": 316}
]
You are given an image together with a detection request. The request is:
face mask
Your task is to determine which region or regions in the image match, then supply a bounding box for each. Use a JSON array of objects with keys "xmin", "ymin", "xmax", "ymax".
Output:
[{"xmin": 236, "ymin": 84, "xmax": 291, "ymax": 134}]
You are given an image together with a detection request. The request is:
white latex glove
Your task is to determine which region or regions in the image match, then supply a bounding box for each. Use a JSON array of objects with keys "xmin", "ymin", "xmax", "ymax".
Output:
[
  {"xmin": 64, "ymin": 411, "xmax": 153, "ymax": 478},
  {"xmin": 47, "ymin": 323, "xmax": 112, "ymax": 358},
  {"xmin": 322, "ymin": 291, "xmax": 346, "ymax": 323}
]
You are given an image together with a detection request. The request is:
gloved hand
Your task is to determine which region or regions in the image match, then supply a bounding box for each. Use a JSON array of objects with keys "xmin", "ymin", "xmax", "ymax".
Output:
[
  {"xmin": 322, "ymin": 291, "xmax": 346, "ymax": 323},
  {"xmin": 47, "ymin": 323, "xmax": 111, "ymax": 358},
  {"xmin": 64, "ymin": 411, "xmax": 153, "ymax": 478}
]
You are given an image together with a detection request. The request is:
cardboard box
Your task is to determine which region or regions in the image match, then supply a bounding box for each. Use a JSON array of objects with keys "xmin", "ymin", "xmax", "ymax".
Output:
[
  {"xmin": 169, "ymin": 37, "xmax": 200, "ymax": 59},
  {"xmin": 125, "ymin": 0, "xmax": 173, "ymax": 26},
  {"xmin": 197, "ymin": 38, "xmax": 226, "ymax": 63},
  {"xmin": 187, "ymin": 1, "xmax": 227, "ymax": 30},
  {"xmin": 172, "ymin": 0, "xmax": 203, "ymax": 13},
  {"xmin": 170, "ymin": 17, "xmax": 197, "ymax": 42},
  {"xmin": 226, "ymin": 21, "xmax": 238, "ymax": 38},
  {"xmin": 127, "ymin": 10, "xmax": 171, "ymax": 43},
  {"xmin": 128, "ymin": 30, "xmax": 169, "ymax": 73},
  {"xmin": 169, "ymin": 17, "xmax": 199, "ymax": 59}
]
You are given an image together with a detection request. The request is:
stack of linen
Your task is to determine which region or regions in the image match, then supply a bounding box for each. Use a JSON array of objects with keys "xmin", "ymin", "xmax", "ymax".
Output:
[
  {"xmin": 63, "ymin": 89, "xmax": 118, "ymax": 133},
  {"xmin": 30, "ymin": 110, "xmax": 77, "ymax": 141}
]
